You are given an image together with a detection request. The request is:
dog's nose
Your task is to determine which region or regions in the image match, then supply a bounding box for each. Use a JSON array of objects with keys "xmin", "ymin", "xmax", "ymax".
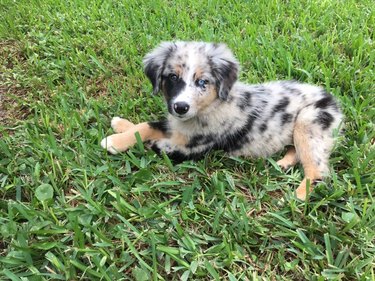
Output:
[{"xmin": 173, "ymin": 102, "xmax": 190, "ymax": 115}]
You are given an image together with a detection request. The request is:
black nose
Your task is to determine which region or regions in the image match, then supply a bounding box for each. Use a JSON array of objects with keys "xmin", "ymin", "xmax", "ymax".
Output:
[{"xmin": 173, "ymin": 102, "xmax": 190, "ymax": 115}]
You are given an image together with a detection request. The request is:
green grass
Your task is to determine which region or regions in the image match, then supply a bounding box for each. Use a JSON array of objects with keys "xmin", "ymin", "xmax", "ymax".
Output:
[{"xmin": 0, "ymin": 0, "xmax": 374, "ymax": 280}]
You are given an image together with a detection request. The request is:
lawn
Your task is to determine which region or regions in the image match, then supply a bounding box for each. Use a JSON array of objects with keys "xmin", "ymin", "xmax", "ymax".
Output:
[{"xmin": 0, "ymin": 0, "xmax": 374, "ymax": 280}]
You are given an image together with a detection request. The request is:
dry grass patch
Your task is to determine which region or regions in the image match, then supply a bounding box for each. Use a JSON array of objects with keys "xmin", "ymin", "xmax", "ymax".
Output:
[{"xmin": 0, "ymin": 40, "xmax": 30, "ymax": 132}]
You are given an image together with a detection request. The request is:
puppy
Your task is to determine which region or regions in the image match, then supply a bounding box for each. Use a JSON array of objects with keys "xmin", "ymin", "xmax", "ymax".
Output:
[{"xmin": 101, "ymin": 41, "xmax": 343, "ymax": 200}]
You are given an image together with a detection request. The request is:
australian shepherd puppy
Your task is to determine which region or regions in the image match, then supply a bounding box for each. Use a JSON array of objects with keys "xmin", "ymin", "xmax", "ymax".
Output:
[{"xmin": 101, "ymin": 41, "xmax": 343, "ymax": 200}]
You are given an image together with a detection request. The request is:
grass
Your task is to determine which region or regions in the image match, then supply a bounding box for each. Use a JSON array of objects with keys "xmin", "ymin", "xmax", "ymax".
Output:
[{"xmin": 0, "ymin": 0, "xmax": 374, "ymax": 280}]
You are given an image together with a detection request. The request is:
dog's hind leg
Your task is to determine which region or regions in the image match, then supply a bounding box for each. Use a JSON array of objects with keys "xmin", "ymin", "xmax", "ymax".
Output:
[
  {"xmin": 293, "ymin": 106, "xmax": 337, "ymax": 200},
  {"xmin": 294, "ymin": 125, "xmax": 322, "ymax": 200},
  {"xmin": 277, "ymin": 146, "xmax": 299, "ymax": 170}
]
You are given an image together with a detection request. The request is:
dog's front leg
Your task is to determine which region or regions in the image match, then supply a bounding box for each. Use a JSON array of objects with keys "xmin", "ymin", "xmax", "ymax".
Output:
[
  {"xmin": 101, "ymin": 121, "xmax": 165, "ymax": 154},
  {"xmin": 148, "ymin": 131, "xmax": 196, "ymax": 163}
]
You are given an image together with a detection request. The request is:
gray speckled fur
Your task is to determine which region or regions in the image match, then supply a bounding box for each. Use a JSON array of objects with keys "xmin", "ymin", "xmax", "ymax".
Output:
[{"xmin": 144, "ymin": 41, "xmax": 343, "ymax": 176}]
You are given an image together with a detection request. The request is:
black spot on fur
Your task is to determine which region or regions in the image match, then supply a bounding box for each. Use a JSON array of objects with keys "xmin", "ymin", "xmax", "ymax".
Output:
[
  {"xmin": 252, "ymin": 86, "xmax": 267, "ymax": 93},
  {"xmin": 315, "ymin": 111, "xmax": 334, "ymax": 130},
  {"xmin": 238, "ymin": 92, "xmax": 252, "ymax": 110},
  {"xmin": 315, "ymin": 94, "xmax": 338, "ymax": 111},
  {"xmin": 213, "ymin": 111, "xmax": 259, "ymax": 152},
  {"xmin": 259, "ymin": 123, "xmax": 267, "ymax": 132},
  {"xmin": 163, "ymin": 76, "xmax": 187, "ymax": 113},
  {"xmin": 272, "ymin": 97, "xmax": 290, "ymax": 116},
  {"xmin": 144, "ymin": 45, "xmax": 176, "ymax": 94},
  {"xmin": 148, "ymin": 120, "xmax": 170, "ymax": 134},
  {"xmin": 289, "ymin": 88, "xmax": 302, "ymax": 95},
  {"xmin": 150, "ymin": 144, "xmax": 205, "ymax": 163},
  {"xmin": 167, "ymin": 150, "xmax": 197, "ymax": 163},
  {"xmin": 281, "ymin": 113, "xmax": 293, "ymax": 125},
  {"xmin": 282, "ymin": 81, "xmax": 302, "ymax": 95},
  {"xmin": 149, "ymin": 144, "xmax": 184, "ymax": 163},
  {"xmin": 150, "ymin": 142, "xmax": 161, "ymax": 154},
  {"xmin": 209, "ymin": 59, "xmax": 238, "ymax": 101},
  {"xmin": 187, "ymin": 134, "xmax": 214, "ymax": 148}
]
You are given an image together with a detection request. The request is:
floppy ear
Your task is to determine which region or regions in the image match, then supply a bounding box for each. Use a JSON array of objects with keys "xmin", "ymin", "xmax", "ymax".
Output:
[
  {"xmin": 143, "ymin": 42, "xmax": 177, "ymax": 94},
  {"xmin": 208, "ymin": 43, "xmax": 239, "ymax": 101}
]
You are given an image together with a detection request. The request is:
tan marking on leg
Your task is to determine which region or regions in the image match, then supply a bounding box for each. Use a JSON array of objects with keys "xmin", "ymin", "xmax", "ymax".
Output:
[
  {"xmin": 277, "ymin": 146, "xmax": 299, "ymax": 170},
  {"xmin": 296, "ymin": 178, "xmax": 317, "ymax": 200},
  {"xmin": 294, "ymin": 123, "xmax": 321, "ymax": 200},
  {"xmin": 102, "ymin": 122, "xmax": 165, "ymax": 153},
  {"xmin": 170, "ymin": 131, "xmax": 188, "ymax": 146},
  {"xmin": 111, "ymin": 117, "xmax": 135, "ymax": 133}
]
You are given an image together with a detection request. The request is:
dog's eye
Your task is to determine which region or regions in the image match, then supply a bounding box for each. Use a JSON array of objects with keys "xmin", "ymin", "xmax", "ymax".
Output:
[
  {"xmin": 197, "ymin": 79, "xmax": 208, "ymax": 88},
  {"xmin": 169, "ymin": 74, "xmax": 178, "ymax": 81}
]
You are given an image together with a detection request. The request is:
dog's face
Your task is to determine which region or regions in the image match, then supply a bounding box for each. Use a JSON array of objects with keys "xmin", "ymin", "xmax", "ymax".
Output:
[{"xmin": 143, "ymin": 42, "xmax": 239, "ymax": 120}]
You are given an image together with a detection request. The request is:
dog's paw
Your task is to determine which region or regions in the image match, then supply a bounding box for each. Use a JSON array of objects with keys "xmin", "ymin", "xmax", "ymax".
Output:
[
  {"xmin": 276, "ymin": 159, "xmax": 292, "ymax": 170},
  {"xmin": 295, "ymin": 178, "xmax": 310, "ymax": 201},
  {"xmin": 111, "ymin": 117, "xmax": 134, "ymax": 133},
  {"xmin": 295, "ymin": 186, "xmax": 307, "ymax": 201},
  {"xmin": 295, "ymin": 178, "xmax": 321, "ymax": 201},
  {"xmin": 100, "ymin": 136, "xmax": 119, "ymax": 155}
]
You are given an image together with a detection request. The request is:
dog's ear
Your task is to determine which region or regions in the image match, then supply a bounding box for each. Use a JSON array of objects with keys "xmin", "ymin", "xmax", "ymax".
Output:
[
  {"xmin": 208, "ymin": 43, "xmax": 239, "ymax": 101},
  {"xmin": 143, "ymin": 42, "xmax": 177, "ymax": 95}
]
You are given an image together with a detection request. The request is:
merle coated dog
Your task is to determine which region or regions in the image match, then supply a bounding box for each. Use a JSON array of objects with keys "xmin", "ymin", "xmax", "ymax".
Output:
[{"xmin": 101, "ymin": 41, "xmax": 343, "ymax": 200}]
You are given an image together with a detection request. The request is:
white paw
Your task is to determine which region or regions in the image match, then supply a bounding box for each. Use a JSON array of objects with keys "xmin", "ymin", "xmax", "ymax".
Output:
[
  {"xmin": 110, "ymin": 116, "xmax": 134, "ymax": 133},
  {"xmin": 100, "ymin": 136, "xmax": 119, "ymax": 155},
  {"xmin": 111, "ymin": 116, "xmax": 123, "ymax": 129}
]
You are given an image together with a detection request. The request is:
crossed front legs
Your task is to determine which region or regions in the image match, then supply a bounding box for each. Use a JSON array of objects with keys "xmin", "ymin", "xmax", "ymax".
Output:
[{"xmin": 100, "ymin": 117, "xmax": 165, "ymax": 154}]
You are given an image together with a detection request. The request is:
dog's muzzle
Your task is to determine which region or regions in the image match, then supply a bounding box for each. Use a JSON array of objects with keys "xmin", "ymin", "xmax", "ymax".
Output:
[{"xmin": 173, "ymin": 102, "xmax": 190, "ymax": 115}]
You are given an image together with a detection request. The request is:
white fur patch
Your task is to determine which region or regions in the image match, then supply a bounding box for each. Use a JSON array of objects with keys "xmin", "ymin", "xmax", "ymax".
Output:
[{"xmin": 100, "ymin": 136, "xmax": 119, "ymax": 155}]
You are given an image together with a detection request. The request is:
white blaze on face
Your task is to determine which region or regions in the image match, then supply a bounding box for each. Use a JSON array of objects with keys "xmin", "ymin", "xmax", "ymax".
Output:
[{"xmin": 171, "ymin": 48, "xmax": 201, "ymax": 120}]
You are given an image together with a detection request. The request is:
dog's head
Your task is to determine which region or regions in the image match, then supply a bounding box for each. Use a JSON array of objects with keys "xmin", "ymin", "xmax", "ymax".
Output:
[{"xmin": 143, "ymin": 41, "xmax": 239, "ymax": 120}]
